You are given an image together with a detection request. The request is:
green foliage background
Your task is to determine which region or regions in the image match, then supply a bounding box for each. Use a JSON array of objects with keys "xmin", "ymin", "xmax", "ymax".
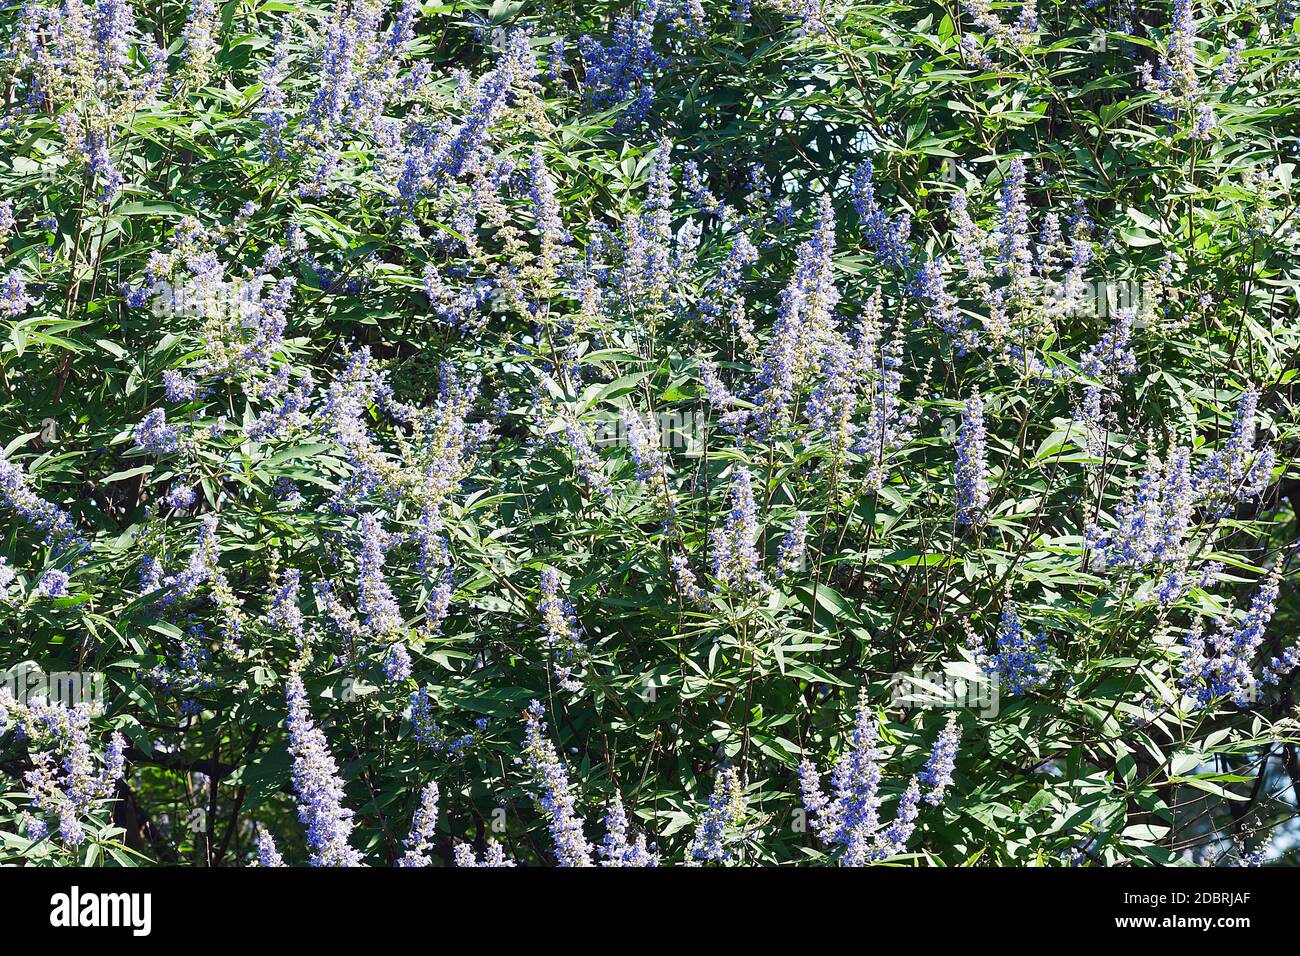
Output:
[{"xmin": 0, "ymin": 0, "xmax": 1298, "ymax": 865}]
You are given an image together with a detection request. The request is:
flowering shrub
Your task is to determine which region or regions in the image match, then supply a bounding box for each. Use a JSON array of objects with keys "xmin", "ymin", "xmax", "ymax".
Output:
[{"xmin": 0, "ymin": 0, "xmax": 1297, "ymax": 868}]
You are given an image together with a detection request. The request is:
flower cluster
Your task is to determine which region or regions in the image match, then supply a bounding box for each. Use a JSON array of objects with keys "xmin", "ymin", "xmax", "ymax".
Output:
[
  {"xmin": 522, "ymin": 699, "xmax": 595, "ymax": 866},
  {"xmin": 0, "ymin": 692, "xmax": 126, "ymax": 847},
  {"xmin": 285, "ymin": 671, "xmax": 362, "ymax": 866},
  {"xmin": 968, "ymin": 604, "xmax": 1049, "ymax": 696},
  {"xmin": 537, "ymin": 569, "xmax": 588, "ymax": 692},
  {"xmin": 954, "ymin": 389, "xmax": 990, "ymax": 526},
  {"xmin": 687, "ymin": 767, "xmax": 745, "ymax": 864},
  {"xmin": 1179, "ymin": 568, "xmax": 1286, "ymax": 708},
  {"xmin": 798, "ymin": 702, "xmax": 956, "ymax": 866},
  {"xmin": 710, "ymin": 468, "xmax": 767, "ymax": 591}
]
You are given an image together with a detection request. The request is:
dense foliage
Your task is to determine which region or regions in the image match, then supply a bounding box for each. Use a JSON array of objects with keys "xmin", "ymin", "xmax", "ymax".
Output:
[{"xmin": 0, "ymin": 0, "xmax": 1298, "ymax": 867}]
